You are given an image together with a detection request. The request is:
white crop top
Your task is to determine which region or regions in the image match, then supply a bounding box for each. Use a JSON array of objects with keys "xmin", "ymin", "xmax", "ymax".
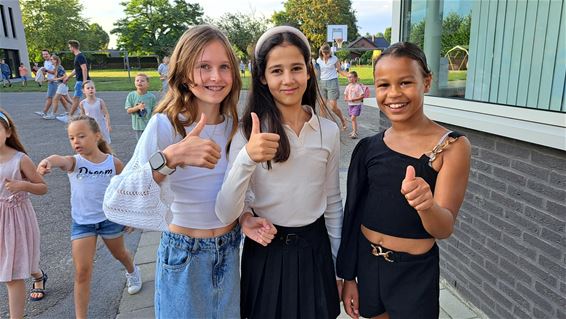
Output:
[{"xmin": 103, "ymin": 113, "xmax": 233, "ymax": 230}]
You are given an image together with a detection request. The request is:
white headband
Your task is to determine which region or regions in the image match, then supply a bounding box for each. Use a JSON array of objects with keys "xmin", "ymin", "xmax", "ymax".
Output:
[
  {"xmin": 0, "ymin": 112, "xmax": 9, "ymax": 127},
  {"xmin": 254, "ymin": 26, "xmax": 310, "ymax": 59}
]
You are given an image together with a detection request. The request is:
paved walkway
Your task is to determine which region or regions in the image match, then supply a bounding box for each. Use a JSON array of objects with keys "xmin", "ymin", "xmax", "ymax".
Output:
[
  {"xmin": 110, "ymin": 92, "xmax": 486, "ymax": 319},
  {"xmin": 117, "ymin": 177, "xmax": 485, "ymax": 319},
  {"xmin": 117, "ymin": 230, "xmax": 484, "ymax": 319}
]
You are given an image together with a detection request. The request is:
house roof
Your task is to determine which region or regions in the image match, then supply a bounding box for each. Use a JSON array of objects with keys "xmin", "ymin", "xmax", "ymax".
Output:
[{"xmin": 347, "ymin": 36, "xmax": 390, "ymax": 50}]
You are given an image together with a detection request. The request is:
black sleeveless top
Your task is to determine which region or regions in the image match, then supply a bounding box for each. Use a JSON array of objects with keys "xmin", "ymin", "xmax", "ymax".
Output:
[{"xmin": 336, "ymin": 130, "xmax": 463, "ymax": 280}]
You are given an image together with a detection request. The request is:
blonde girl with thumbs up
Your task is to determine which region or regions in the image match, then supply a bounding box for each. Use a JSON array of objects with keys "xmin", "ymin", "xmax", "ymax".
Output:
[
  {"xmin": 216, "ymin": 26, "xmax": 343, "ymax": 318},
  {"xmin": 336, "ymin": 42, "xmax": 471, "ymax": 319},
  {"xmin": 103, "ymin": 25, "xmax": 242, "ymax": 318}
]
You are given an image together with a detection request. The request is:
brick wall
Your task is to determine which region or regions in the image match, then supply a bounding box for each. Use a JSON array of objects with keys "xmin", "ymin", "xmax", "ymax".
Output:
[{"xmin": 379, "ymin": 115, "xmax": 566, "ymax": 318}]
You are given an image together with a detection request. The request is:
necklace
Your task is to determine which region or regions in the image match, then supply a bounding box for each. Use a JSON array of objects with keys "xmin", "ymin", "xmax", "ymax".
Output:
[{"xmin": 204, "ymin": 114, "xmax": 224, "ymax": 142}]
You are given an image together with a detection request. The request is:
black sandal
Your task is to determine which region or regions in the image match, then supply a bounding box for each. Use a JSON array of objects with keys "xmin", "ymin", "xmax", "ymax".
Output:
[{"xmin": 30, "ymin": 270, "xmax": 48, "ymax": 301}]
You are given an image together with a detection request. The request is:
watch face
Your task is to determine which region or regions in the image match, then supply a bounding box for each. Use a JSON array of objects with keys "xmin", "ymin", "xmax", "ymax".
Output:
[{"xmin": 149, "ymin": 152, "xmax": 165, "ymax": 170}]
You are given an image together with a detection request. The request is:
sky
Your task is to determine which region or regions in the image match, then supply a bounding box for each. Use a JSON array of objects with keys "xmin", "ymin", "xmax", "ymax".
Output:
[{"xmin": 81, "ymin": 0, "xmax": 393, "ymax": 49}]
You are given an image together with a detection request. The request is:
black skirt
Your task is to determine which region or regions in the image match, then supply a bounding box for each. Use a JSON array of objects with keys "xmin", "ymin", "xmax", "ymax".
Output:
[{"xmin": 241, "ymin": 216, "xmax": 340, "ymax": 319}]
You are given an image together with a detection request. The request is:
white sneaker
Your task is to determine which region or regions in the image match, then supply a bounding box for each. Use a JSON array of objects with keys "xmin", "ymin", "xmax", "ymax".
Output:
[
  {"xmin": 43, "ymin": 113, "xmax": 56, "ymax": 120},
  {"xmin": 125, "ymin": 266, "xmax": 142, "ymax": 295}
]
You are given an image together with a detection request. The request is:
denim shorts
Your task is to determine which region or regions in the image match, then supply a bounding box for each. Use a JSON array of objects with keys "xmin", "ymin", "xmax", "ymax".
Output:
[
  {"xmin": 155, "ymin": 225, "xmax": 241, "ymax": 319},
  {"xmin": 46, "ymin": 81, "xmax": 58, "ymax": 98},
  {"xmin": 74, "ymin": 81, "xmax": 83, "ymax": 98},
  {"xmin": 320, "ymin": 78, "xmax": 340, "ymax": 100},
  {"xmin": 71, "ymin": 219, "xmax": 125, "ymax": 241}
]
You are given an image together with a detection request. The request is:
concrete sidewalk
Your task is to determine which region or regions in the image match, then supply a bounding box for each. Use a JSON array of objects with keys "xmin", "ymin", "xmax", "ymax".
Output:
[
  {"xmin": 116, "ymin": 229, "xmax": 485, "ymax": 319},
  {"xmin": 115, "ymin": 168, "xmax": 486, "ymax": 319}
]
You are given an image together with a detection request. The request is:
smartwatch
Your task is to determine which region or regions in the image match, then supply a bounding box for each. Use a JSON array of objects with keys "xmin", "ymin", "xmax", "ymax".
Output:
[{"xmin": 149, "ymin": 151, "xmax": 176, "ymax": 175}]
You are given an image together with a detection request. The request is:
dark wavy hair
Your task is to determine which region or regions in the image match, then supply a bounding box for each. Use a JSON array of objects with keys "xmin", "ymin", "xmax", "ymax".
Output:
[
  {"xmin": 373, "ymin": 42, "xmax": 432, "ymax": 77},
  {"xmin": 243, "ymin": 30, "xmax": 328, "ymax": 169}
]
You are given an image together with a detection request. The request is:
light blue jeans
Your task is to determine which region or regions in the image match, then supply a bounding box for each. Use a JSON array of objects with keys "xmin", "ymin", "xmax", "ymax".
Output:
[{"xmin": 154, "ymin": 225, "xmax": 241, "ymax": 319}]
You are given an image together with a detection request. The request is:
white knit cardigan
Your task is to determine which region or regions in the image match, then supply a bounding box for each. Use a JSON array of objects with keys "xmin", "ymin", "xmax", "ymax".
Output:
[{"xmin": 103, "ymin": 114, "xmax": 176, "ymax": 231}]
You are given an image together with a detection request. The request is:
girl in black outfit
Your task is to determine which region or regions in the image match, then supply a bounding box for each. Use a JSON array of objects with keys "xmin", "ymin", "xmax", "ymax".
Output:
[{"xmin": 337, "ymin": 42, "xmax": 471, "ymax": 319}]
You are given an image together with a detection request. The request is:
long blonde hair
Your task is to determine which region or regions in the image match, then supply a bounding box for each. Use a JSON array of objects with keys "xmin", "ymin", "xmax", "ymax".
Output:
[
  {"xmin": 51, "ymin": 54, "xmax": 61, "ymax": 69},
  {"xmin": 154, "ymin": 25, "xmax": 241, "ymax": 152}
]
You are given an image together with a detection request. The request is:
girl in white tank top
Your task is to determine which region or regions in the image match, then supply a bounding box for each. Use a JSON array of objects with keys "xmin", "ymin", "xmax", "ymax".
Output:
[
  {"xmin": 37, "ymin": 116, "xmax": 142, "ymax": 318},
  {"xmin": 79, "ymin": 80, "xmax": 112, "ymax": 143}
]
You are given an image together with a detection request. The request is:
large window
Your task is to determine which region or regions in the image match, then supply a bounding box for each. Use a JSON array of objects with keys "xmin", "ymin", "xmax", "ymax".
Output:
[{"xmin": 400, "ymin": 0, "xmax": 565, "ymax": 112}]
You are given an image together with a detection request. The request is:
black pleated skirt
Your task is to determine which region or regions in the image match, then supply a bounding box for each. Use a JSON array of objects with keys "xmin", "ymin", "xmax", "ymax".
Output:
[{"xmin": 241, "ymin": 216, "xmax": 340, "ymax": 319}]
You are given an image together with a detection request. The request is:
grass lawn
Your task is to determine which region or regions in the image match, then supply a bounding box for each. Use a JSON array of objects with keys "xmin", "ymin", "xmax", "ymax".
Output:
[
  {"xmin": 0, "ymin": 67, "xmax": 467, "ymax": 93},
  {"xmin": 0, "ymin": 68, "xmax": 252, "ymax": 93}
]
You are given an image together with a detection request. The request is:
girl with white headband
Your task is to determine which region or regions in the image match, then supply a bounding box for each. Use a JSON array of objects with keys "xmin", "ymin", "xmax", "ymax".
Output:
[{"xmin": 216, "ymin": 26, "xmax": 343, "ymax": 318}]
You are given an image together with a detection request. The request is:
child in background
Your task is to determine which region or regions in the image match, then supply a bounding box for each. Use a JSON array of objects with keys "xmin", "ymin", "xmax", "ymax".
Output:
[
  {"xmin": 79, "ymin": 80, "xmax": 112, "ymax": 144},
  {"xmin": 44, "ymin": 55, "xmax": 71, "ymax": 119},
  {"xmin": 37, "ymin": 116, "xmax": 141, "ymax": 319},
  {"xmin": 124, "ymin": 73, "xmax": 156, "ymax": 140},
  {"xmin": 32, "ymin": 63, "xmax": 42, "ymax": 87},
  {"xmin": 157, "ymin": 56, "xmax": 169, "ymax": 94},
  {"xmin": 216, "ymin": 26, "xmax": 343, "ymax": 318},
  {"xmin": 0, "ymin": 108, "xmax": 48, "ymax": 318},
  {"xmin": 240, "ymin": 60, "xmax": 246, "ymax": 78},
  {"xmin": 337, "ymin": 42, "xmax": 471, "ymax": 319},
  {"xmin": 18, "ymin": 63, "xmax": 28, "ymax": 87},
  {"xmin": 344, "ymin": 71, "xmax": 364, "ymax": 139}
]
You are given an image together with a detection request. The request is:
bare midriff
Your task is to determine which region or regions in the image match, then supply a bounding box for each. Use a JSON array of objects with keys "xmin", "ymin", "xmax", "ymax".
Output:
[
  {"xmin": 361, "ymin": 225, "xmax": 436, "ymax": 255},
  {"xmin": 168, "ymin": 221, "xmax": 237, "ymax": 239}
]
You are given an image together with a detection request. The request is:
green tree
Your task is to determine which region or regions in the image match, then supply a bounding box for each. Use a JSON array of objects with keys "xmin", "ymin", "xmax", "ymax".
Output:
[
  {"xmin": 384, "ymin": 27, "xmax": 391, "ymax": 43},
  {"xmin": 272, "ymin": 0, "xmax": 359, "ymax": 51},
  {"xmin": 215, "ymin": 12, "xmax": 269, "ymax": 61},
  {"xmin": 335, "ymin": 49, "xmax": 350, "ymax": 61},
  {"xmin": 409, "ymin": 20, "xmax": 425, "ymax": 48},
  {"xmin": 441, "ymin": 12, "xmax": 470, "ymax": 55},
  {"xmin": 112, "ymin": 0, "xmax": 204, "ymax": 58},
  {"xmin": 81, "ymin": 23, "xmax": 110, "ymax": 51},
  {"xmin": 409, "ymin": 13, "xmax": 471, "ymax": 56},
  {"xmin": 21, "ymin": 0, "xmax": 89, "ymax": 62},
  {"xmin": 360, "ymin": 50, "xmax": 373, "ymax": 65}
]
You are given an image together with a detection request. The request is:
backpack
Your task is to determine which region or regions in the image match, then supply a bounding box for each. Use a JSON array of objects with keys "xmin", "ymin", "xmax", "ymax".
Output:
[{"xmin": 361, "ymin": 84, "xmax": 370, "ymax": 100}]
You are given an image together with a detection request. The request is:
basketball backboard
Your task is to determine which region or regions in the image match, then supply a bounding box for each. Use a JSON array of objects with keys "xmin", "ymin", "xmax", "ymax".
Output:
[{"xmin": 326, "ymin": 25, "xmax": 348, "ymax": 43}]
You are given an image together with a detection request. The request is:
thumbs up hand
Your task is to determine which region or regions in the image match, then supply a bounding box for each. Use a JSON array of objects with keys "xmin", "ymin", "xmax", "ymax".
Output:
[
  {"xmin": 245, "ymin": 112, "xmax": 280, "ymax": 163},
  {"xmin": 401, "ymin": 165, "xmax": 434, "ymax": 212},
  {"xmin": 162, "ymin": 113, "xmax": 222, "ymax": 169}
]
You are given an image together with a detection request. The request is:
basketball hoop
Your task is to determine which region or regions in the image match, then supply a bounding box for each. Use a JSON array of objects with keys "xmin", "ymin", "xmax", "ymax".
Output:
[{"xmin": 335, "ymin": 37, "xmax": 344, "ymax": 49}]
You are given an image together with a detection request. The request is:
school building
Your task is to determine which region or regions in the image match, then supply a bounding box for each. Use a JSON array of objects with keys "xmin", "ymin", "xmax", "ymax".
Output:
[
  {"xmin": 365, "ymin": 1, "xmax": 565, "ymax": 318},
  {"xmin": 0, "ymin": 0, "xmax": 29, "ymax": 78}
]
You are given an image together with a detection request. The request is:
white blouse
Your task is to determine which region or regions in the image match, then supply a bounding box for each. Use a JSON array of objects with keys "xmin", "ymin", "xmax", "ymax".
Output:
[
  {"xmin": 103, "ymin": 113, "xmax": 233, "ymax": 231},
  {"xmin": 216, "ymin": 107, "xmax": 343, "ymax": 265}
]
